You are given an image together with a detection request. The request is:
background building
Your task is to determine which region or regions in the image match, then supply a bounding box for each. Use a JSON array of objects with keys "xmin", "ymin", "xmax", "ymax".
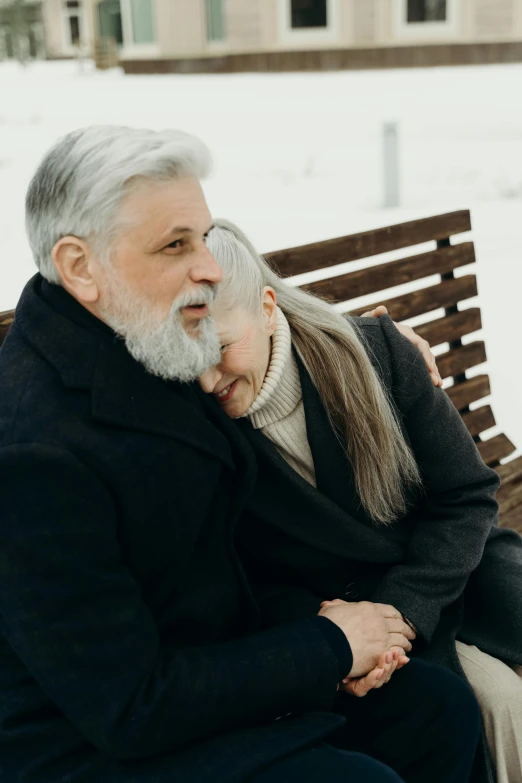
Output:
[
  {"xmin": 0, "ymin": 0, "xmax": 120, "ymax": 61},
  {"xmin": 2, "ymin": 1, "xmax": 521, "ymax": 70},
  {"xmin": 0, "ymin": 0, "xmax": 45, "ymax": 61},
  {"xmin": 42, "ymin": 0, "xmax": 97, "ymax": 58},
  {"xmin": 115, "ymin": 0, "xmax": 522, "ymax": 74}
]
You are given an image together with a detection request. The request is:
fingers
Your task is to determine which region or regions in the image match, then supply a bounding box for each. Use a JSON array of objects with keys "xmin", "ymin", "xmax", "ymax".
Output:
[
  {"xmin": 395, "ymin": 324, "xmax": 442, "ymax": 387},
  {"xmin": 342, "ymin": 668, "xmax": 384, "ymax": 697},
  {"xmin": 341, "ymin": 650, "xmax": 403, "ymax": 697},
  {"xmin": 318, "ymin": 598, "xmax": 349, "ymax": 617},
  {"xmin": 378, "ymin": 653, "xmax": 399, "ymax": 685},
  {"xmin": 318, "ymin": 599, "xmax": 347, "ymax": 615},
  {"xmin": 373, "ymin": 603, "xmax": 403, "ymax": 620},
  {"xmin": 361, "ymin": 306, "xmax": 388, "ymax": 319},
  {"xmin": 389, "ymin": 633, "xmax": 413, "ymax": 652},
  {"xmin": 385, "ymin": 618, "xmax": 416, "ymax": 640},
  {"xmin": 389, "ymin": 646, "xmax": 410, "ymax": 669}
]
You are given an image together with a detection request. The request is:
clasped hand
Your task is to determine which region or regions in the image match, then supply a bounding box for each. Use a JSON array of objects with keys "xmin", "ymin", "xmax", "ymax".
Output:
[{"xmin": 318, "ymin": 598, "xmax": 416, "ymax": 698}]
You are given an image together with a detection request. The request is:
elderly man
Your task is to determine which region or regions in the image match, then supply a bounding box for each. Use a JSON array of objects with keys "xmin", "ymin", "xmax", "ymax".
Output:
[{"xmin": 0, "ymin": 127, "xmax": 479, "ymax": 783}]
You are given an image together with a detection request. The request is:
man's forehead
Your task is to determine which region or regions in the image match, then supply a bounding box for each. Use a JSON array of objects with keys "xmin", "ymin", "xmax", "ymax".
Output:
[{"xmin": 121, "ymin": 177, "xmax": 209, "ymax": 218}]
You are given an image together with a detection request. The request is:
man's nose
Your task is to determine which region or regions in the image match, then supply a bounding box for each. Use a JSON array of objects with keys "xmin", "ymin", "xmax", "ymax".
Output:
[
  {"xmin": 199, "ymin": 366, "xmax": 222, "ymax": 393},
  {"xmin": 190, "ymin": 245, "xmax": 223, "ymax": 286}
]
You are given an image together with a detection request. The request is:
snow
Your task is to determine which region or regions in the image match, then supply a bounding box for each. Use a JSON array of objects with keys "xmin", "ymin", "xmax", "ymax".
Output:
[{"xmin": 0, "ymin": 59, "xmax": 521, "ymax": 452}]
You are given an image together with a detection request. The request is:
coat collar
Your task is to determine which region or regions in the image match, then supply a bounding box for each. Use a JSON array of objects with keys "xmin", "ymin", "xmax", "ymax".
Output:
[
  {"xmin": 238, "ymin": 357, "xmax": 408, "ymax": 562},
  {"xmin": 15, "ymin": 275, "xmax": 240, "ymax": 469},
  {"xmin": 296, "ymin": 355, "xmax": 376, "ymax": 526},
  {"xmin": 238, "ymin": 418, "xmax": 405, "ymax": 562}
]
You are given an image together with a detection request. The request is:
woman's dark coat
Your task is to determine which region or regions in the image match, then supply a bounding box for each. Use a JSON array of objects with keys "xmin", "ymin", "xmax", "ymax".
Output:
[
  {"xmin": 237, "ymin": 315, "xmax": 522, "ymax": 783},
  {"xmin": 0, "ymin": 276, "xmax": 349, "ymax": 783}
]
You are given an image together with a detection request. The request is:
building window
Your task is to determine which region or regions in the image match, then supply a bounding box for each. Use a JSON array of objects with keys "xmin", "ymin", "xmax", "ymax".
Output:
[
  {"xmin": 98, "ymin": 0, "xmax": 123, "ymax": 45},
  {"xmin": 129, "ymin": 0, "xmax": 155, "ymax": 44},
  {"xmin": 395, "ymin": 0, "xmax": 457, "ymax": 37},
  {"xmin": 407, "ymin": 0, "xmax": 447, "ymax": 22},
  {"xmin": 206, "ymin": 0, "xmax": 225, "ymax": 41},
  {"xmin": 64, "ymin": 0, "xmax": 82, "ymax": 46},
  {"xmin": 291, "ymin": 0, "xmax": 327, "ymax": 28},
  {"xmin": 69, "ymin": 15, "xmax": 80, "ymax": 44}
]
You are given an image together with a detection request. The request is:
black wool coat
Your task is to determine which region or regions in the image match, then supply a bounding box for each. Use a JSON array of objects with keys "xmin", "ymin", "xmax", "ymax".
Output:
[
  {"xmin": 236, "ymin": 315, "xmax": 522, "ymax": 783},
  {"xmin": 0, "ymin": 276, "xmax": 349, "ymax": 783}
]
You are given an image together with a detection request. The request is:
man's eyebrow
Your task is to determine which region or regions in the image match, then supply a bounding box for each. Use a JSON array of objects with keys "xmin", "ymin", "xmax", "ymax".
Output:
[
  {"xmin": 167, "ymin": 226, "xmax": 193, "ymax": 235},
  {"xmin": 165, "ymin": 223, "xmax": 214, "ymax": 237}
]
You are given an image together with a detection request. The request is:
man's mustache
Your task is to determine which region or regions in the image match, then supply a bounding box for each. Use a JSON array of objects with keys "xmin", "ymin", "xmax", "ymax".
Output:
[{"xmin": 173, "ymin": 285, "xmax": 218, "ymax": 313}]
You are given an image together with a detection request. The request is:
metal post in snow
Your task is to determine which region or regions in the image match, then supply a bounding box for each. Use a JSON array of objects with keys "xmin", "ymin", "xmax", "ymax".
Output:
[{"xmin": 383, "ymin": 122, "xmax": 400, "ymax": 208}]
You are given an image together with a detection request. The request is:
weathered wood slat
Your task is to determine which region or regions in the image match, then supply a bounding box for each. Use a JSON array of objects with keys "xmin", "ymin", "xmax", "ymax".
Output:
[
  {"xmin": 303, "ymin": 242, "xmax": 475, "ymax": 303},
  {"xmin": 499, "ymin": 502, "xmax": 522, "ymax": 533},
  {"xmin": 446, "ymin": 375, "xmax": 491, "ymax": 411},
  {"xmin": 498, "ymin": 478, "xmax": 522, "ymax": 516},
  {"xmin": 478, "ymin": 434, "xmax": 516, "ymax": 466},
  {"xmin": 497, "ymin": 456, "xmax": 522, "ymax": 487},
  {"xmin": 268, "ymin": 211, "xmax": 472, "ymax": 277},
  {"xmin": 461, "ymin": 405, "xmax": 496, "ymax": 438},
  {"xmin": 437, "ymin": 341, "xmax": 487, "ymax": 379},
  {"xmin": 347, "ymin": 275, "xmax": 477, "ymax": 321},
  {"xmin": 414, "ymin": 308, "xmax": 482, "ymax": 347}
]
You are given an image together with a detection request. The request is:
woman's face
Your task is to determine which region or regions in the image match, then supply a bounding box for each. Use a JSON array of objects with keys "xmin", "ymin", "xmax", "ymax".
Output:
[{"xmin": 199, "ymin": 288, "xmax": 278, "ymax": 418}]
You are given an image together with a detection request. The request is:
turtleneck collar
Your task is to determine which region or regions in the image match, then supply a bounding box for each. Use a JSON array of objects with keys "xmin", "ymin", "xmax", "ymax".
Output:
[{"xmin": 246, "ymin": 307, "xmax": 303, "ymax": 429}]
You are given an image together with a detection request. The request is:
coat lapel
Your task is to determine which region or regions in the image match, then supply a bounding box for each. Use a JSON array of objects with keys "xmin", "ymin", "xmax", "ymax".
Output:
[
  {"xmin": 91, "ymin": 339, "xmax": 236, "ymax": 469},
  {"xmin": 195, "ymin": 385, "xmax": 258, "ymax": 507},
  {"xmin": 296, "ymin": 355, "xmax": 370, "ymax": 523},
  {"xmin": 238, "ymin": 418, "xmax": 404, "ymax": 564}
]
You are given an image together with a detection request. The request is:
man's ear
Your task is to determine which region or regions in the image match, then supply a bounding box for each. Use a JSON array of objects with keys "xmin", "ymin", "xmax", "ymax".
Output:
[
  {"xmin": 262, "ymin": 287, "xmax": 278, "ymax": 336},
  {"xmin": 52, "ymin": 236, "xmax": 100, "ymax": 304}
]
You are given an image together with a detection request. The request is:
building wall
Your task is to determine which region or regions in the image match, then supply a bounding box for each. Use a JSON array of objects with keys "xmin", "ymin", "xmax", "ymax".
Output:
[
  {"xmin": 42, "ymin": 0, "xmax": 96, "ymax": 58},
  {"xmin": 118, "ymin": 0, "xmax": 522, "ymax": 65},
  {"xmin": 150, "ymin": 0, "xmax": 200, "ymax": 58},
  {"xmin": 226, "ymin": 0, "xmax": 264, "ymax": 49},
  {"xmin": 193, "ymin": 0, "xmax": 520, "ymax": 58},
  {"xmin": 474, "ymin": 0, "xmax": 517, "ymax": 39}
]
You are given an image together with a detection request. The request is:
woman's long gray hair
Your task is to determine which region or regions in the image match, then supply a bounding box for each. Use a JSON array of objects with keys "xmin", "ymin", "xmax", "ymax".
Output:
[{"xmin": 207, "ymin": 219, "xmax": 421, "ymax": 525}]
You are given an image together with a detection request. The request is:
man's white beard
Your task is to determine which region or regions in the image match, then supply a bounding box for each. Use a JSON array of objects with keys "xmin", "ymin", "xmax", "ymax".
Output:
[{"xmin": 100, "ymin": 274, "xmax": 221, "ymax": 383}]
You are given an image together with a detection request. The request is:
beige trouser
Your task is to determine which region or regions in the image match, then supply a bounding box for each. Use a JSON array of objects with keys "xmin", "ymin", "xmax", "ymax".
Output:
[{"xmin": 456, "ymin": 641, "xmax": 522, "ymax": 783}]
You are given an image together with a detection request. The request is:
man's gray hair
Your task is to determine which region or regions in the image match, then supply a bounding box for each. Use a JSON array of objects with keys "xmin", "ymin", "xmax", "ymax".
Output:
[{"xmin": 25, "ymin": 125, "xmax": 212, "ymax": 284}]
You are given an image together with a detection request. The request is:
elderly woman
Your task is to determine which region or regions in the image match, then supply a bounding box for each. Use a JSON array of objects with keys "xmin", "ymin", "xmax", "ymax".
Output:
[{"xmin": 200, "ymin": 219, "xmax": 522, "ymax": 783}]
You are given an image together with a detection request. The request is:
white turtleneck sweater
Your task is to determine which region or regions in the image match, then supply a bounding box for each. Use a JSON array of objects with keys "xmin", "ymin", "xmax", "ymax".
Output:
[{"xmin": 245, "ymin": 308, "xmax": 316, "ymax": 487}]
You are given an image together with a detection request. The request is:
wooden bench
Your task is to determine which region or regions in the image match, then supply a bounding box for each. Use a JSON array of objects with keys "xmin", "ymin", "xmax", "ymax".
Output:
[
  {"xmin": 1, "ymin": 210, "xmax": 520, "ymax": 533},
  {"xmin": 267, "ymin": 210, "xmax": 522, "ymax": 535}
]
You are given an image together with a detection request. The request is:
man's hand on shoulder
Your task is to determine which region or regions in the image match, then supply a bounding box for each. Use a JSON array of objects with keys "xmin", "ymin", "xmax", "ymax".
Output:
[{"xmin": 361, "ymin": 306, "xmax": 442, "ymax": 388}]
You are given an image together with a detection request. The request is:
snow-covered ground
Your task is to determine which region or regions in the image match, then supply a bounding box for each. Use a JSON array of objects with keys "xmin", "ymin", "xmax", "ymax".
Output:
[{"xmin": 0, "ymin": 59, "xmax": 521, "ymax": 452}]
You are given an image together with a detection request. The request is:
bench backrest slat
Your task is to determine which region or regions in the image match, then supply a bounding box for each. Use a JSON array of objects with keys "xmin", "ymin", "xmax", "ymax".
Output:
[
  {"xmin": 446, "ymin": 375, "xmax": 491, "ymax": 411},
  {"xmin": 478, "ymin": 435, "xmax": 516, "ymax": 466},
  {"xmin": 303, "ymin": 242, "xmax": 475, "ymax": 303},
  {"xmin": 436, "ymin": 342, "xmax": 487, "ymax": 380},
  {"xmin": 461, "ymin": 405, "xmax": 496, "ymax": 438},
  {"xmin": 414, "ymin": 308, "xmax": 482, "ymax": 347},
  {"xmin": 269, "ymin": 210, "xmax": 472, "ymax": 277},
  {"xmin": 347, "ymin": 274, "xmax": 478, "ymax": 320}
]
